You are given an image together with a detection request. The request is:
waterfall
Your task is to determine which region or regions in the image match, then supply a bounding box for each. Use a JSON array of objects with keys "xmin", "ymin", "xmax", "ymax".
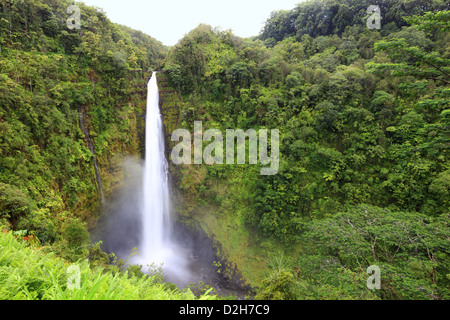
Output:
[
  {"xmin": 132, "ymin": 71, "xmax": 191, "ymax": 286},
  {"xmin": 98, "ymin": 72, "xmax": 238, "ymax": 291},
  {"xmin": 140, "ymin": 72, "xmax": 172, "ymax": 264}
]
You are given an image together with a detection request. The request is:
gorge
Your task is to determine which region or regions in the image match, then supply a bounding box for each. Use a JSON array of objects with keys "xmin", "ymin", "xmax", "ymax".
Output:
[{"xmin": 0, "ymin": 0, "xmax": 448, "ymax": 301}]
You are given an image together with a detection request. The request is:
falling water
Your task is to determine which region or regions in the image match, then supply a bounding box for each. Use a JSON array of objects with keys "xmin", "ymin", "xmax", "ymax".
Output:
[
  {"xmin": 135, "ymin": 72, "xmax": 191, "ymax": 284},
  {"xmin": 98, "ymin": 72, "xmax": 246, "ymax": 294},
  {"xmin": 140, "ymin": 71, "xmax": 172, "ymax": 263}
]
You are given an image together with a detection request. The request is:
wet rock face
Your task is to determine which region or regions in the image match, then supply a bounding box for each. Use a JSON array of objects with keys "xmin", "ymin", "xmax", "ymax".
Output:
[
  {"xmin": 169, "ymin": 219, "xmax": 253, "ymax": 298},
  {"xmin": 78, "ymin": 105, "xmax": 104, "ymax": 205}
]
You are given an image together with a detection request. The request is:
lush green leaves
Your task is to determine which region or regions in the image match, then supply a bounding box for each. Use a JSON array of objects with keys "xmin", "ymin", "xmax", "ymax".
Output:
[
  {"xmin": 0, "ymin": 230, "xmax": 215, "ymax": 300},
  {"xmin": 165, "ymin": 2, "xmax": 449, "ymax": 300},
  {"xmin": 301, "ymin": 205, "xmax": 450, "ymax": 299}
]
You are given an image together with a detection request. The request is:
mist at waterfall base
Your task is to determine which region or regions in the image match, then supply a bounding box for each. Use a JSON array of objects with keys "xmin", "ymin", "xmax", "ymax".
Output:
[
  {"xmin": 95, "ymin": 74, "xmax": 217, "ymax": 289},
  {"xmin": 97, "ymin": 158, "xmax": 217, "ymax": 288}
]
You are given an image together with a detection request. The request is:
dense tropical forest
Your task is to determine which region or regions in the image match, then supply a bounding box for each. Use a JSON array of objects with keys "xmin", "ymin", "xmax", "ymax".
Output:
[{"xmin": 0, "ymin": 0, "xmax": 449, "ymax": 301}]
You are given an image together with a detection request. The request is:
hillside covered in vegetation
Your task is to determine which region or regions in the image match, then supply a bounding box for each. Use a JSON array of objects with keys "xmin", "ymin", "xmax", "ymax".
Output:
[
  {"xmin": 162, "ymin": 0, "xmax": 450, "ymax": 300},
  {"xmin": 0, "ymin": 0, "xmax": 196, "ymax": 300}
]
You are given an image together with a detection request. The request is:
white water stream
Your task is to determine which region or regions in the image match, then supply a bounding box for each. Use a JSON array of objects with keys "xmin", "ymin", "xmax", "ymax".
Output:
[
  {"xmin": 134, "ymin": 72, "xmax": 190, "ymax": 284},
  {"xmin": 141, "ymin": 72, "xmax": 171, "ymax": 261}
]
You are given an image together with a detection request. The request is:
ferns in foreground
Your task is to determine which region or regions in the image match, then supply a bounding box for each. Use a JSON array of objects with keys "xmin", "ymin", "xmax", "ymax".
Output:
[{"xmin": 0, "ymin": 229, "xmax": 216, "ymax": 300}]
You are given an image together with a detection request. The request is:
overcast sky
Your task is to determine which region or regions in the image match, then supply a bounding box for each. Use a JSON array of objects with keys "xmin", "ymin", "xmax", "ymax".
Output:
[{"xmin": 78, "ymin": 0, "xmax": 301, "ymax": 46}]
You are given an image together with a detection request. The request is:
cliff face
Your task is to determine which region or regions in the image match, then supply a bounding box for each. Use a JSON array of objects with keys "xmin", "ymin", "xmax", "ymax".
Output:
[
  {"xmin": 82, "ymin": 73, "xmax": 150, "ymax": 229},
  {"xmin": 157, "ymin": 72, "xmax": 254, "ymax": 293},
  {"xmin": 0, "ymin": 0, "xmax": 167, "ymax": 243}
]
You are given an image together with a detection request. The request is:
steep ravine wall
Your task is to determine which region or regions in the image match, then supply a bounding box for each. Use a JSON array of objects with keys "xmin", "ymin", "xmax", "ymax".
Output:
[
  {"xmin": 78, "ymin": 105, "xmax": 105, "ymax": 207},
  {"xmin": 157, "ymin": 72, "xmax": 254, "ymax": 295},
  {"xmin": 85, "ymin": 71, "xmax": 151, "ymax": 229}
]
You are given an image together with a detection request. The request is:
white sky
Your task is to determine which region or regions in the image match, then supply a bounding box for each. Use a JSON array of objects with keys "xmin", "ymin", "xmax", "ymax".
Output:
[{"xmin": 78, "ymin": 0, "xmax": 302, "ymax": 46}]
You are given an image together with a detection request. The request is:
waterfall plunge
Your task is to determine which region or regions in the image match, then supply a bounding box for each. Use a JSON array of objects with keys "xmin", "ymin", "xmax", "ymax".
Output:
[
  {"xmin": 141, "ymin": 72, "xmax": 171, "ymax": 262},
  {"xmin": 136, "ymin": 72, "xmax": 190, "ymax": 284}
]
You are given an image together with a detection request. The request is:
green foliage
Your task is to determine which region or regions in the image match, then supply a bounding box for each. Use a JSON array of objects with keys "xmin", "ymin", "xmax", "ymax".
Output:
[
  {"xmin": 404, "ymin": 10, "xmax": 450, "ymax": 33},
  {"xmin": 0, "ymin": 230, "xmax": 216, "ymax": 300},
  {"xmin": 367, "ymin": 38, "xmax": 450, "ymax": 85},
  {"xmin": 0, "ymin": 0, "xmax": 177, "ymax": 299},
  {"xmin": 259, "ymin": 0, "xmax": 448, "ymax": 43},
  {"xmin": 0, "ymin": 0, "xmax": 168, "ymax": 244},
  {"xmin": 65, "ymin": 220, "xmax": 90, "ymax": 249},
  {"xmin": 0, "ymin": 183, "xmax": 34, "ymax": 226},
  {"xmin": 166, "ymin": 5, "xmax": 449, "ymax": 233},
  {"xmin": 255, "ymin": 254, "xmax": 298, "ymax": 300},
  {"xmin": 256, "ymin": 270, "xmax": 297, "ymax": 300},
  {"xmin": 300, "ymin": 205, "xmax": 450, "ymax": 300},
  {"xmin": 164, "ymin": 64, "xmax": 182, "ymax": 89},
  {"xmin": 164, "ymin": 2, "xmax": 449, "ymax": 299}
]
